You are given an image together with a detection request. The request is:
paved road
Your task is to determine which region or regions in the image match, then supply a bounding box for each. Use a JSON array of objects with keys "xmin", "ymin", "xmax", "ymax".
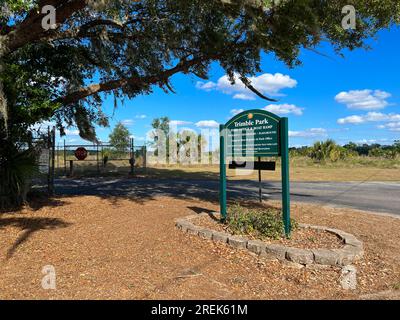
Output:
[{"xmin": 54, "ymin": 178, "xmax": 400, "ymax": 216}]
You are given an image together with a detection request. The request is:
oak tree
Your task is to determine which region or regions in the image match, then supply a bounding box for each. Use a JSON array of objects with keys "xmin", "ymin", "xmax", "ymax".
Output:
[{"xmin": 0, "ymin": 0, "xmax": 399, "ymax": 141}]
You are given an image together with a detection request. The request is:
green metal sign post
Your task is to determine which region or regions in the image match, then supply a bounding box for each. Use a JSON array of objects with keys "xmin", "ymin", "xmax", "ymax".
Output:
[
  {"xmin": 219, "ymin": 109, "xmax": 291, "ymax": 236},
  {"xmin": 279, "ymin": 117, "xmax": 291, "ymax": 236},
  {"xmin": 219, "ymin": 124, "xmax": 227, "ymax": 222}
]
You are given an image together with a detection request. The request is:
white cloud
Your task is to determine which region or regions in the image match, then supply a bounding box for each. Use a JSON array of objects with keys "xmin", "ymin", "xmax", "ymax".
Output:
[
  {"xmin": 31, "ymin": 121, "xmax": 55, "ymax": 132},
  {"xmin": 230, "ymin": 109, "xmax": 244, "ymax": 116},
  {"xmin": 355, "ymin": 138, "xmax": 392, "ymax": 144},
  {"xmin": 338, "ymin": 112, "xmax": 400, "ymax": 124},
  {"xmin": 170, "ymin": 120, "xmax": 192, "ymax": 126},
  {"xmin": 232, "ymin": 93, "xmax": 256, "ymax": 101},
  {"xmin": 196, "ymin": 73, "xmax": 297, "ymax": 100},
  {"xmin": 121, "ymin": 119, "xmax": 135, "ymax": 126},
  {"xmin": 130, "ymin": 135, "xmax": 146, "ymax": 141},
  {"xmin": 135, "ymin": 114, "xmax": 147, "ymax": 119},
  {"xmin": 263, "ymin": 104, "xmax": 304, "ymax": 116},
  {"xmin": 196, "ymin": 81, "xmax": 216, "ymax": 91},
  {"xmin": 65, "ymin": 129, "xmax": 80, "ymax": 136},
  {"xmin": 337, "ymin": 115, "xmax": 364, "ymax": 124},
  {"xmin": 289, "ymin": 128, "xmax": 328, "ymax": 138},
  {"xmin": 195, "ymin": 120, "xmax": 220, "ymax": 128},
  {"xmin": 377, "ymin": 122, "xmax": 400, "ymax": 132},
  {"xmin": 335, "ymin": 90, "xmax": 392, "ymax": 110},
  {"xmin": 66, "ymin": 139, "xmax": 79, "ymax": 143}
]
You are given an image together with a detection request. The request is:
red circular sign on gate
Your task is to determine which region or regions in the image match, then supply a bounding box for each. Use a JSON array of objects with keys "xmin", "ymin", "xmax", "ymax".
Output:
[{"xmin": 74, "ymin": 147, "xmax": 88, "ymax": 161}]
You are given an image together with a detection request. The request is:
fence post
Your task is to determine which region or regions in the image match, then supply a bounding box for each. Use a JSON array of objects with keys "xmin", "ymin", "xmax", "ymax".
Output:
[
  {"xmin": 96, "ymin": 143, "xmax": 100, "ymax": 173},
  {"xmin": 130, "ymin": 138, "xmax": 135, "ymax": 175},
  {"xmin": 47, "ymin": 127, "xmax": 51, "ymax": 194},
  {"xmin": 69, "ymin": 160, "xmax": 74, "ymax": 177},
  {"xmin": 64, "ymin": 139, "xmax": 67, "ymax": 176},
  {"xmin": 49, "ymin": 127, "xmax": 56, "ymax": 195},
  {"xmin": 144, "ymin": 146, "xmax": 147, "ymax": 172}
]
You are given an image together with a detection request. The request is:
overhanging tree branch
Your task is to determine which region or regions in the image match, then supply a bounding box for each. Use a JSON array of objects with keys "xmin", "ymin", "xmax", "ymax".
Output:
[
  {"xmin": 58, "ymin": 55, "xmax": 219, "ymax": 106},
  {"xmin": 57, "ymin": 50, "xmax": 276, "ymax": 106},
  {"xmin": 4, "ymin": 0, "xmax": 88, "ymax": 54},
  {"xmin": 1, "ymin": 0, "xmax": 269, "ymax": 56}
]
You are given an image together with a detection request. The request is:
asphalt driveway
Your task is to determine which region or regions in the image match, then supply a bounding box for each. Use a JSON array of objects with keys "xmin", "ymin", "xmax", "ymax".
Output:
[{"xmin": 54, "ymin": 178, "xmax": 400, "ymax": 216}]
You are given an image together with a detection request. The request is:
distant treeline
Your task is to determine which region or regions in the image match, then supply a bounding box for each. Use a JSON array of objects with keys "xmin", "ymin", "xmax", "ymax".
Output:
[{"xmin": 290, "ymin": 140, "xmax": 400, "ymax": 162}]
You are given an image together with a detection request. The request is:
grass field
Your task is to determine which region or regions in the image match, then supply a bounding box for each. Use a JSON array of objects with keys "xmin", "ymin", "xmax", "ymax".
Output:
[
  {"xmin": 144, "ymin": 165, "xmax": 400, "ymax": 182},
  {"xmin": 55, "ymin": 155, "xmax": 400, "ymax": 182}
]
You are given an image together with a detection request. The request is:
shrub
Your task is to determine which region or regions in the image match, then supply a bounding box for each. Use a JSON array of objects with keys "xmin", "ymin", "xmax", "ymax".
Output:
[
  {"xmin": 309, "ymin": 139, "xmax": 352, "ymax": 162},
  {"xmin": 0, "ymin": 146, "xmax": 39, "ymax": 209},
  {"xmin": 368, "ymin": 147, "xmax": 385, "ymax": 158},
  {"xmin": 226, "ymin": 204, "xmax": 298, "ymax": 240}
]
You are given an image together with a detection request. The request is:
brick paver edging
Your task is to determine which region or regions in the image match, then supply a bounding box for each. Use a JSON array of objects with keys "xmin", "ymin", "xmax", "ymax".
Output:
[{"xmin": 175, "ymin": 213, "xmax": 364, "ymax": 266}]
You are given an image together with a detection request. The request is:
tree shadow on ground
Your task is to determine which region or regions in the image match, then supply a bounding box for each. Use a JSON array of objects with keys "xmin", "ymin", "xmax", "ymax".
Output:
[
  {"xmin": 142, "ymin": 167, "xmax": 219, "ymax": 180},
  {"xmin": 54, "ymin": 175, "xmax": 223, "ymax": 206},
  {"xmin": 187, "ymin": 206, "xmax": 220, "ymax": 221},
  {"xmin": 57, "ymin": 166, "xmax": 220, "ymax": 180},
  {"xmin": 0, "ymin": 217, "xmax": 71, "ymax": 259},
  {"xmin": 53, "ymin": 172, "xmax": 288, "ymax": 206},
  {"xmin": 0, "ymin": 192, "xmax": 68, "ymax": 216}
]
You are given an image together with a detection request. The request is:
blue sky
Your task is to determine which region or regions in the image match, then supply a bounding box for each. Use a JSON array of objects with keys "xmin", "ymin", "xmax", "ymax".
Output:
[{"xmin": 56, "ymin": 25, "xmax": 400, "ymax": 148}]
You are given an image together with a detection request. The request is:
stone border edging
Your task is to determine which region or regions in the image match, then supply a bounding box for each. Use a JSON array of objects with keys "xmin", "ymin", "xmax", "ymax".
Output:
[{"xmin": 175, "ymin": 213, "xmax": 364, "ymax": 267}]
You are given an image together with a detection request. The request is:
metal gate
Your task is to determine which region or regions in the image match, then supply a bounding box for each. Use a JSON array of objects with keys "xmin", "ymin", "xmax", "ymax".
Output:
[
  {"xmin": 32, "ymin": 126, "xmax": 56, "ymax": 195},
  {"xmin": 58, "ymin": 138, "xmax": 147, "ymax": 177}
]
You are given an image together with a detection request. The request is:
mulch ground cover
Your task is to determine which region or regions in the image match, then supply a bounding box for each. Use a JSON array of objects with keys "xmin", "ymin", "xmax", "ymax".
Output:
[
  {"xmin": 193, "ymin": 214, "xmax": 344, "ymax": 250},
  {"xmin": 0, "ymin": 195, "xmax": 399, "ymax": 299}
]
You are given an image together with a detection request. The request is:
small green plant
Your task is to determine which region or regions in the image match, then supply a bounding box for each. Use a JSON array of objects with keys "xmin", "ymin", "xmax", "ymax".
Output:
[
  {"xmin": 226, "ymin": 204, "xmax": 298, "ymax": 240},
  {"xmin": 0, "ymin": 147, "xmax": 39, "ymax": 209}
]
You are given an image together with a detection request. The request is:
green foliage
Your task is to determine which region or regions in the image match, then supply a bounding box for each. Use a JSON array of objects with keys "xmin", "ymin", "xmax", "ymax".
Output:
[
  {"xmin": 151, "ymin": 116, "xmax": 208, "ymax": 163},
  {"xmin": 2, "ymin": 0, "xmax": 399, "ymax": 139},
  {"xmin": 226, "ymin": 204, "xmax": 298, "ymax": 240},
  {"xmin": 368, "ymin": 147, "xmax": 385, "ymax": 158},
  {"xmin": 101, "ymin": 148, "xmax": 111, "ymax": 165},
  {"xmin": 308, "ymin": 139, "xmax": 351, "ymax": 163},
  {"xmin": 151, "ymin": 117, "xmax": 170, "ymax": 159},
  {"xmin": 152, "ymin": 117, "xmax": 171, "ymax": 137},
  {"xmin": 290, "ymin": 140, "xmax": 400, "ymax": 165},
  {"xmin": 0, "ymin": 77, "xmax": 43, "ymax": 209},
  {"xmin": 369, "ymin": 147, "xmax": 397, "ymax": 159},
  {"xmin": 109, "ymin": 122, "xmax": 131, "ymax": 154},
  {"xmin": 176, "ymin": 130, "xmax": 207, "ymax": 163},
  {"xmin": 0, "ymin": 139, "xmax": 39, "ymax": 209},
  {"xmin": 1, "ymin": 1, "xmax": 399, "ymax": 203}
]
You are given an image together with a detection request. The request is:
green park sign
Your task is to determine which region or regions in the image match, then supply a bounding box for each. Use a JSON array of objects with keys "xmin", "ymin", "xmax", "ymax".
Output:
[
  {"xmin": 219, "ymin": 109, "xmax": 291, "ymax": 236},
  {"xmin": 225, "ymin": 110, "xmax": 281, "ymax": 157}
]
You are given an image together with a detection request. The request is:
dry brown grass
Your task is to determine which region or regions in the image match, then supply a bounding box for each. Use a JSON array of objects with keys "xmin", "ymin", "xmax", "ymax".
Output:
[
  {"xmin": 143, "ymin": 165, "xmax": 400, "ymax": 182},
  {"xmin": 0, "ymin": 195, "xmax": 399, "ymax": 300}
]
